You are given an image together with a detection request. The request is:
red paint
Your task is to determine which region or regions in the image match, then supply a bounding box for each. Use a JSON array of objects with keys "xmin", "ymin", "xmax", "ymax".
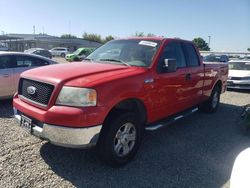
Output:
[{"xmin": 13, "ymin": 38, "xmax": 228, "ymax": 127}]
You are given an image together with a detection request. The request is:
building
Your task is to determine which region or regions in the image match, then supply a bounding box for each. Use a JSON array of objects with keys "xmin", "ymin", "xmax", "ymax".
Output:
[{"xmin": 0, "ymin": 34, "xmax": 102, "ymax": 52}]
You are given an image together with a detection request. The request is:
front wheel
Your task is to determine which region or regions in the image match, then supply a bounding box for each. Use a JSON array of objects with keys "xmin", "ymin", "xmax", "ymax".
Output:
[
  {"xmin": 97, "ymin": 112, "xmax": 142, "ymax": 166},
  {"xmin": 199, "ymin": 86, "xmax": 220, "ymax": 113}
]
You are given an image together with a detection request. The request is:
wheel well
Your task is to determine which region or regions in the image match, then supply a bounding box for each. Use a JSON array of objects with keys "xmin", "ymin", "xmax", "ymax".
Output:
[
  {"xmin": 214, "ymin": 80, "xmax": 222, "ymax": 93},
  {"xmin": 104, "ymin": 99, "xmax": 147, "ymax": 126}
]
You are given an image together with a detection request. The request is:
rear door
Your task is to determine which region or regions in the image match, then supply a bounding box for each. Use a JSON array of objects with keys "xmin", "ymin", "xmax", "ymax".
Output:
[
  {"xmin": 0, "ymin": 55, "xmax": 15, "ymax": 97},
  {"xmin": 12, "ymin": 55, "xmax": 49, "ymax": 92},
  {"xmin": 181, "ymin": 42, "xmax": 204, "ymax": 106}
]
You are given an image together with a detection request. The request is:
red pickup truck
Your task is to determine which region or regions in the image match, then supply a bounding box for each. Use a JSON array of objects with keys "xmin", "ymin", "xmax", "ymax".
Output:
[{"xmin": 13, "ymin": 38, "xmax": 228, "ymax": 166}]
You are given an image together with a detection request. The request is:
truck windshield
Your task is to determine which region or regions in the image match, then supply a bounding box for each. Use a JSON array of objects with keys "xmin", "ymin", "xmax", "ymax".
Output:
[
  {"xmin": 229, "ymin": 62, "xmax": 250, "ymax": 70},
  {"xmin": 86, "ymin": 39, "xmax": 161, "ymax": 67}
]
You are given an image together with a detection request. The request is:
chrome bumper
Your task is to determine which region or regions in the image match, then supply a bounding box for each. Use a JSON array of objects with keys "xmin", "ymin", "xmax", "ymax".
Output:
[{"xmin": 13, "ymin": 108, "xmax": 102, "ymax": 148}]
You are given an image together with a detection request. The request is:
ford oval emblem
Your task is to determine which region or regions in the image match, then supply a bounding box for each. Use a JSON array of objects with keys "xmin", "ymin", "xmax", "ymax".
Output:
[{"xmin": 27, "ymin": 86, "xmax": 37, "ymax": 95}]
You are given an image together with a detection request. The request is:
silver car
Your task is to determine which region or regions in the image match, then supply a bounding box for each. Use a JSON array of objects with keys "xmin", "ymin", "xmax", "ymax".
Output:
[
  {"xmin": 227, "ymin": 60, "xmax": 250, "ymax": 89},
  {"xmin": 0, "ymin": 52, "xmax": 57, "ymax": 99},
  {"xmin": 49, "ymin": 47, "xmax": 69, "ymax": 57}
]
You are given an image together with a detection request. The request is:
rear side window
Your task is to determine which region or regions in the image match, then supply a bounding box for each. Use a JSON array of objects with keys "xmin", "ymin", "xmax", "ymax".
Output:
[
  {"xmin": 32, "ymin": 58, "xmax": 50, "ymax": 66},
  {"xmin": 0, "ymin": 56, "xmax": 12, "ymax": 69},
  {"xmin": 182, "ymin": 43, "xmax": 200, "ymax": 67},
  {"xmin": 16, "ymin": 56, "xmax": 32, "ymax": 67},
  {"xmin": 15, "ymin": 56, "xmax": 49, "ymax": 67}
]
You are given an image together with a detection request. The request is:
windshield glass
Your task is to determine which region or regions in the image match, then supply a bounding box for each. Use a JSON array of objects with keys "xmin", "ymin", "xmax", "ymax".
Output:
[
  {"xmin": 203, "ymin": 55, "xmax": 221, "ymax": 62},
  {"xmin": 86, "ymin": 39, "xmax": 161, "ymax": 67},
  {"xmin": 229, "ymin": 62, "xmax": 250, "ymax": 70},
  {"xmin": 73, "ymin": 49, "xmax": 82, "ymax": 55}
]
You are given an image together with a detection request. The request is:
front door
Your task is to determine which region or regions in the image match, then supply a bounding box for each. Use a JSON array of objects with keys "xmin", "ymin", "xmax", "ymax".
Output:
[
  {"xmin": 0, "ymin": 55, "xmax": 14, "ymax": 98},
  {"xmin": 152, "ymin": 41, "xmax": 189, "ymax": 121}
]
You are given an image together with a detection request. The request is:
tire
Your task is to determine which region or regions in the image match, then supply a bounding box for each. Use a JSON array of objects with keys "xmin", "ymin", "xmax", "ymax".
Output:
[
  {"xmin": 61, "ymin": 53, "xmax": 65, "ymax": 58},
  {"xmin": 73, "ymin": 57, "xmax": 79, "ymax": 61},
  {"xmin": 97, "ymin": 112, "xmax": 142, "ymax": 166},
  {"xmin": 199, "ymin": 86, "xmax": 220, "ymax": 113}
]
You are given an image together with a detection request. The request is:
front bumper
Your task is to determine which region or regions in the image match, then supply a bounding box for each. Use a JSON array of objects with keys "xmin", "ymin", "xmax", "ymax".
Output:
[
  {"xmin": 227, "ymin": 80, "xmax": 250, "ymax": 90},
  {"xmin": 14, "ymin": 108, "xmax": 102, "ymax": 148}
]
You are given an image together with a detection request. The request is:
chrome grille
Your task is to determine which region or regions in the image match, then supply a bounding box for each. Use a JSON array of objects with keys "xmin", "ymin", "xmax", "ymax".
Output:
[{"xmin": 18, "ymin": 78, "xmax": 54, "ymax": 106}]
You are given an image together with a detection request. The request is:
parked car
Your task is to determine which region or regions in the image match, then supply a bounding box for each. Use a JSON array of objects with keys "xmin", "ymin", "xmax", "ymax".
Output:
[
  {"xmin": 227, "ymin": 60, "xmax": 250, "ymax": 89},
  {"xmin": 230, "ymin": 148, "xmax": 250, "ymax": 188},
  {"xmin": 0, "ymin": 44, "xmax": 8, "ymax": 51},
  {"xmin": 243, "ymin": 55, "xmax": 250, "ymax": 60},
  {"xmin": 24, "ymin": 48, "xmax": 52, "ymax": 59},
  {"xmin": 13, "ymin": 38, "xmax": 228, "ymax": 166},
  {"xmin": 49, "ymin": 47, "xmax": 69, "ymax": 57},
  {"xmin": 0, "ymin": 52, "xmax": 57, "ymax": 99},
  {"xmin": 66, "ymin": 48, "xmax": 95, "ymax": 62},
  {"xmin": 203, "ymin": 54, "xmax": 229, "ymax": 62}
]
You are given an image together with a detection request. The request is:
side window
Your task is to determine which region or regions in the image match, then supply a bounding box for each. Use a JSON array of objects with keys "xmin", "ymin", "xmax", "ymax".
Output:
[
  {"xmin": 0, "ymin": 56, "xmax": 12, "ymax": 69},
  {"xmin": 31, "ymin": 58, "xmax": 49, "ymax": 66},
  {"xmin": 16, "ymin": 56, "xmax": 32, "ymax": 67},
  {"xmin": 157, "ymin": 42, "xmax": 186, "ymax": 72},
  {"xmin": 182, "ymin": 43, "xmax": 200, "ymax": 67}
]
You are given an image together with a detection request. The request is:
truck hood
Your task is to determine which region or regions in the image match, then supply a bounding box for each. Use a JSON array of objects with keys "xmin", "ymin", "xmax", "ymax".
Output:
[
  {"xmin": 21, "ymin": 62, "xmax": 145, "ymax": 86},
  {"xmin": 229, "ymin": 70, "xmax": 250, "ymax": 77}
]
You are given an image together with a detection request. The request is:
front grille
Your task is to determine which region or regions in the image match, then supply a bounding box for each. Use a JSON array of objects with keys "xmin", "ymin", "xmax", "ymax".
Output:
[
  {"xmin": 230, "ymin": 77, "xmax": 242, "ymax": 80},
  {"xmin": 18, "ymin": 78, "xmax": 54, "ymax": 106}
]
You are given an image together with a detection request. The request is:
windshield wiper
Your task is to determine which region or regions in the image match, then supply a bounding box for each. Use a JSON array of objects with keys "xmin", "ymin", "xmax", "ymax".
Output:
[
  {"xmin": 84, "ymin": 58, "xmax": 93, "ymax": 63},
  {"xmin": 99, "ymin": 58, "xmax": 130, "ymax": 66}
]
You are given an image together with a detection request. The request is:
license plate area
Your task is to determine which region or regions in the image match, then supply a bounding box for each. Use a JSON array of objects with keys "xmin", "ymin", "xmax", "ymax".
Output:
[{"xmin": 20, "ymin": 115, "xmax": 32, "ymax": 132}]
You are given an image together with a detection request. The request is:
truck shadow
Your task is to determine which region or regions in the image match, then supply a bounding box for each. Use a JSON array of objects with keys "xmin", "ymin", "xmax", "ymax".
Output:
[
  {"xmin": 0, "ymin": 99, "xmax": 13, "ymax": 118},
  {"xmin": 40, "ymin": 103, "xmax": 250, "ymax": 188}
]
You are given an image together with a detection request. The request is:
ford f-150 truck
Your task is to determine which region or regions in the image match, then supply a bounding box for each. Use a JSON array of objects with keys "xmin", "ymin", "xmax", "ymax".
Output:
[{"xmin": 13, "ymin": 38, "xmax": 228, "ymax": 166}]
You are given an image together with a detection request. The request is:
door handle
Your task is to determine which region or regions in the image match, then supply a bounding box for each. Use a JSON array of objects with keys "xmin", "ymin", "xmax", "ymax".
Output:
[
  {"xmin": 1, "ymin": 74, "xmax": 9, "ymax": 78},
  {"xmin": 185, "ymin": 73, "xmax": 191, "ymax": 80}
]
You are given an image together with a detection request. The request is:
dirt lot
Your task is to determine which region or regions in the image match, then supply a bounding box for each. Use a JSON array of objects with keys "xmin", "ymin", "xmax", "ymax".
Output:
[
  {"xmin": 0, "ymin": 90, "xmax": 250, "ymax": 188},
  {"xmin": 52, "ymin": 57, "xmax": 69, "ymax": 64}
]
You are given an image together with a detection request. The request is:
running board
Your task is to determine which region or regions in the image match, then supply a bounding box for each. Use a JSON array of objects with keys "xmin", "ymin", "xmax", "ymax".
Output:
[{"xmin": 145, "ymin": 107, "xmax": 199, "ymax": 131}]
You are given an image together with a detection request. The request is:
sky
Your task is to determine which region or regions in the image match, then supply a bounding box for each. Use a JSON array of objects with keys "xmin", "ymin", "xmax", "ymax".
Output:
[{"xmin": 0, "ymin": 0, "xmax": 249, "ymax": 52}]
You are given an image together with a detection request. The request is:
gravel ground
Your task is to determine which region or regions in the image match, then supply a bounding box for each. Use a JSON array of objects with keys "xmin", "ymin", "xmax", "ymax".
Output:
[{"xmin": 0, "ymin": 90, "xmax": 250, "ymax": 188}]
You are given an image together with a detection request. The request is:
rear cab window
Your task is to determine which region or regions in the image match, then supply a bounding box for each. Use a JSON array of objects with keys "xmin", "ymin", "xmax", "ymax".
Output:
[{"xmin": 182, "ymin": 43, "xmax": 200, "ymax": 67}]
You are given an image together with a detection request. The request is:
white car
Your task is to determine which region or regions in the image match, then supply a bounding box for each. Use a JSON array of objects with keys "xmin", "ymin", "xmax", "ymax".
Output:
[
  {"xmin": 227, "ymin": 60, "xmax": 250, "ymax": 89},
  {"xmin": 49, "ymin": 47, "xmax": 69, "ymax": 57},
  {"xmin": 230, "ymin": 148, "xmax": 250, "ymax": 188}
]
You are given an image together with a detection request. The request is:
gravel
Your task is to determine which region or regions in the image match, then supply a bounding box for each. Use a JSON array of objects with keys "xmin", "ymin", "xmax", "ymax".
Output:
[{"xmin": 0, "ymin": 90, "xmax": 250, "ymax": 188}]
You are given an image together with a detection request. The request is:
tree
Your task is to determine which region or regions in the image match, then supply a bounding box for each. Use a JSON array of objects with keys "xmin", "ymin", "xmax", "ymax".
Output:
[
  {"xmin": 133, "ymin": 32, "xmax": 157, "ymax": 37},
  {"xmin": 82, "ymin": 32, "xmax": 102, "ymax": 43},
  {"xmin": 192, "ymin": 37, "xmax": 210, "ymax": 51},
  {"xmin": 60, "ymin": 34, "xmax": 77, "ymax": 39},
  {"xmin": 147, "ymin": 33, "xmax": 156, "ymax": 37},
  {"xmin": 133, "ymin": 32, "xmax": 145, "ymax": 37},
  {"xmin": 247, "ymin": 48, "xmax": 250, "ymax": 52},
  {"xmin": 103, "ymin": 35, "xmax": 114, "ymax": 43}
]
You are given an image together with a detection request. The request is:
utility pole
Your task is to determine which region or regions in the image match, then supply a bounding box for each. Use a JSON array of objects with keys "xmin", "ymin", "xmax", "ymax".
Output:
[
  {"xmin": 33, "ymin": 25, "xmax": 36, "ymax": 34},
  {"xmin": 68, "ymin": 21, "xmax": 71, "ymax": 35},
  {"xmin": 208, "ymin": 35, "xmax": 211, "ymax": 50}
]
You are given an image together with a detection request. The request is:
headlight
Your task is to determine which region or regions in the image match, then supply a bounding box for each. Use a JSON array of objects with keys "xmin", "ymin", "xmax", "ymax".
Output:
[{"xmin": 56, "ymin": 86, "xmax": 97, "ymax": 107}]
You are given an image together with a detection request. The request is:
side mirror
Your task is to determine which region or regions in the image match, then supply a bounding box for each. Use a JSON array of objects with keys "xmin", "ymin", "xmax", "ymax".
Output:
[{"xmin": 163, "ymin": 58, "xmax": 177, "ymax": 73}]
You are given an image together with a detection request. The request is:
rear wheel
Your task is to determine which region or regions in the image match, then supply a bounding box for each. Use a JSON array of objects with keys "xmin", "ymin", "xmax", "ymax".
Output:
[
  {"xmin": 199, "ymin": 86, "xmax": 220, "ymax": 113},
  {"xmin": 61, "ymin": 53, "xmax": 66, "ymax": 58},
  {"xmin": 97, "ymin": 112, "xmax": 142, "ymax": 166}
]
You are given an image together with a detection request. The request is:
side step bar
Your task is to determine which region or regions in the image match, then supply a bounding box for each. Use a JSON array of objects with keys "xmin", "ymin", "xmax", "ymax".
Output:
[{"xmin": 145, "ymin": 107, "xmax": 199, "ymax": 131}]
